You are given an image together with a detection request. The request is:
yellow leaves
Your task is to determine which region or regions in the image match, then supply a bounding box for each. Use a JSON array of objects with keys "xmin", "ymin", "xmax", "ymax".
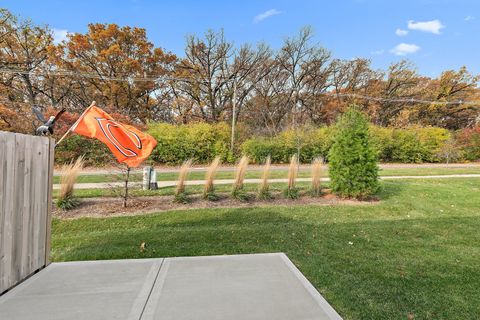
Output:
[{"xmin": 100, "ymin": 44, "xmax": 123, "ymax": 59}]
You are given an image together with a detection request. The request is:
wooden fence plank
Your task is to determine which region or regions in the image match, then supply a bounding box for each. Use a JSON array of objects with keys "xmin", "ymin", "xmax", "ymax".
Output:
[
  {"xmin": 0, "ymin": 132, "xmax": 7, "ymax": 291},
  {"xmin": 21, "ymin": 135, "xmax": 33, "ymax": 279},
  {"xmin": 1, "ymin": 132, "xmax": 16, "ymax": 291},
  {"xmin": 45, "ymin": 138, "xmax": 54, "ymax": 265},
  {"xmin": 12, "ymin": 134, "xmax": 26, "ymax": 284},
  {"xmin": 31, "ymin": 138, "xmax": 44, "ymax": 272},
  {"xmin": 36, "ymin": 137, "xmax": 49, "ymax": 269},
  {"xmin": 0, "ymin": 131, "xmax": 53, "ymax": 294},
  {"xmin": 27, "ymin": 136, "xmax": 37, "ymax": 274}
]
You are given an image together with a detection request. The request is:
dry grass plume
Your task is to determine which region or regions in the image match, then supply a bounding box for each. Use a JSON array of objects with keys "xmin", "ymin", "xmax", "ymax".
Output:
[
  {"xmin": 311, "ymin": 157, "xmax": 323, "ymax": 196},
  {"xmin": 57, "ymin": 156, "xmax": 84, "ymax": 209},
  {"xmin": 284, "ymin": 154, "xmax": 299, "ymax": 199},
  {"xmin": 175, "ymin": 159, "xmax": 192, "ymax": 196},
  {"xmin": 203, "ymin": 156, "xmax": 221, "ymax": 200},
  {"xmin": 287, "ymin": 154, "xmax": 298, "ymax": 190},
  {"xmin": 232, "ymin": 155, "xmax": 249, "ymax": 201},
  {"xmin": 233, "ymin": 155, "xmax": 249, "ymax": 191},
  {"xmin": 257, "ymin": 155, "xmax": 272, "ymax": 199}
]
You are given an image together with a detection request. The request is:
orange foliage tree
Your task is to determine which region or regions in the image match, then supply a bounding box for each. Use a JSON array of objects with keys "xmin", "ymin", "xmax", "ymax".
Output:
[{"xmin": 51, "ymin": 23, "xmax": 177, "ymax": 122}]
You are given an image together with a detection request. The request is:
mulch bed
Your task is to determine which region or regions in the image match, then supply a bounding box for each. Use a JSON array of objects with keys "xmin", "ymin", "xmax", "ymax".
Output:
[{"xmin": 53, "ymin": 191, "xmax": 378, "ymax": 219}]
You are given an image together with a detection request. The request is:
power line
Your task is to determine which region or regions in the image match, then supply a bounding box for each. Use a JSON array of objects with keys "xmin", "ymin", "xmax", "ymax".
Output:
[
  {"xmin": 0, "ymin": 67, "xmax": 223, "ymax": 84},
  {"xmin": 0, "ymin": 67, "xmax": 478, "ymax": 106},
  {"xmin": 335, "ymin": 93, "xmax": 478, "ymax": 106}
]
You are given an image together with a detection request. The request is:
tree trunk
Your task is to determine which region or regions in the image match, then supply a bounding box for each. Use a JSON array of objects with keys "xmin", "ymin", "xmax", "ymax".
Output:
[{"xmin": 123, "ymin": 166, "xmax": 130, "ymax": 208}]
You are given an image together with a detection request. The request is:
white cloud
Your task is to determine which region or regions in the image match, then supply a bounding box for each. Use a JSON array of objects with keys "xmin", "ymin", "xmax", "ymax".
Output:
[
  {"xmin": 370, "ymin": 49, "xmax": 384, "ymax": 55},
  {"xmin": 390, "ymin": 43, "xmax": 421, "ymax": 56},
  {"xmin": 52, "ymin": 28, "xmax": 68, "ymax": 44},
  {"xmin": 253, "ymin": 9, "xmax": 281, "ymax": 23},
  {"xmin": 395, "ymin": 28, "xmax": 409, "ymax": 36},
  {"xmin": 407, "ymin": 20, "xmax": 444, "ymax": 34},
  {"xmin": 464, "ymin": 16, "xmax": 474, "ymax": 21}
]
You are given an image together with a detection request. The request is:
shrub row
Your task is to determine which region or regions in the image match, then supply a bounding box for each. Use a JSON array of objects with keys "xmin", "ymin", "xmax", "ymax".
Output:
[
  {"xmin": 243, "ymin": 126, "xmax": 470, "ymax": 164},
  {"xmin": 369, "ymin": 126, "xmax": 451, "ymax": 163},
  {"xmin": 53, "ymin": 122, "xmax": 480, "ymax": 166},
  {"xmin": 241, "ymin": 127, "xmax": 333, "ymax": 164},
  {"xmin": 147, "ymin": 122, "xmax": 233, "ymax": 165},
  {"xmin": 456, "ymin": 126, "xmax": 480, "ymax": 161},
  {"xmin": 55, "ymin": 135, "xmax": 115, "ymax": 166}
]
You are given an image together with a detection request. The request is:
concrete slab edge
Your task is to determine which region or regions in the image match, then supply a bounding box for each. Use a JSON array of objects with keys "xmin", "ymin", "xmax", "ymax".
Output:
[
  {"xmin": 50, "ymin": 258, "xmax": 164, "ymax": 266},
  {"xmin": 140, "ymin": 253, "xmax": 343, "ymax": 320},
  {"xmin": 278, "ymin": 253, "xmax": 343, "ymax": 320}
]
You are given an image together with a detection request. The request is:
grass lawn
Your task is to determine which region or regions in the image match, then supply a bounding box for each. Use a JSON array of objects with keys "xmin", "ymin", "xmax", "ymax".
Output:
[
  {"xmin": 52, "ymin": 165, "xmax": 480, "ymax": 184},
  {"xmin": 52, "ymin": 178, "xmax": 480, "ymax": 319}
]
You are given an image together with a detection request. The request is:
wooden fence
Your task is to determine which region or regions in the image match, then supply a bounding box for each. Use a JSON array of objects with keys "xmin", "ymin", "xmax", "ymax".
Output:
[{"xmin": 0, "ymin": 131, "xmax": 54, "ymax": 294}]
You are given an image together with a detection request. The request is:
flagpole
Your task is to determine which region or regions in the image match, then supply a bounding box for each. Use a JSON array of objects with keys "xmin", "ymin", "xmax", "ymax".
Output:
[{"xmin": 55, "ymin": 101, "xmax": 96, "ymax": 148}]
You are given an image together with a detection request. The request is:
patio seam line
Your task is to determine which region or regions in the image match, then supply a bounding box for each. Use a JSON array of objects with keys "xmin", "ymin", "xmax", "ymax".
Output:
[
  {"xmin": 137, "ymin": 258, "xmax": 165, "ymax": 320},
  {"xmin": 139, "ymin": 258, "xmax": 171, "ymax": 320}
]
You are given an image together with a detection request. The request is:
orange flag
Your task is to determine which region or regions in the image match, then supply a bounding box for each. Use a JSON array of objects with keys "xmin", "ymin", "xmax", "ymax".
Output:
[{"xmin": 71, "ymin": 104, "xmax": 157, "ymax": 168}]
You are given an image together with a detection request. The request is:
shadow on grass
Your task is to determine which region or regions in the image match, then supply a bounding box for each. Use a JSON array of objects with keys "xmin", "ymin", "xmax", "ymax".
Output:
[{"xmin": 374, "ymin": 179, "xmax": 406, "ymax": 200}]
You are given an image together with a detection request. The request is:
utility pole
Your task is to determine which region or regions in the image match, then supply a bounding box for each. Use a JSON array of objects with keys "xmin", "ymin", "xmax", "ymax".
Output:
[
  {"xmin": 293, "ymin": 89, "xmax": 301, "ymax": 168},
  {"xmin": 230, "ymin": 78, "xmax": 237, "ymax": 153}
]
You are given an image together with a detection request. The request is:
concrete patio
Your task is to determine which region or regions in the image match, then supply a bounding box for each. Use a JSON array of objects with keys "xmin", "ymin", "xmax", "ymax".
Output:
[{"xmin": 0, "ymin": 253, "xmax": 342, "ymax": 320}]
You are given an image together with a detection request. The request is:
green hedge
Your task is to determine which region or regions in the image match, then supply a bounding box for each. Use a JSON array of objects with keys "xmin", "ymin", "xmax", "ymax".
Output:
[
  {"xmin": 147, "ymin": 122, "xmax": 233, "ymax": 165},
  {"xmin": 243, "ymin": 126, "xmax": 453, "ymax": 164},
  {"xmin": 241, "ymin": 127, "xmax": 333, "ymax": 164},
  {"xmin": 55, "ymin": 122, "xmax": 233, "ymax": 166},
  {"xmin": 54, "ymin": 122, "xmax": 476, "ymax": 166},
  {"xmin": 55, "ymin": 135, "xmax": 115, "ymax": 166}
]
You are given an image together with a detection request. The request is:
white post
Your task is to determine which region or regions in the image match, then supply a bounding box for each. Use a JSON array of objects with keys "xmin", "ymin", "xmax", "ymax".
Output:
[
  {"xmin": 150, "ymin": 168, "xmax": 158, "ymax": 190},
  {"xmin": 142, "ymin": 166, "xmax": 151, "ymax": 190}
]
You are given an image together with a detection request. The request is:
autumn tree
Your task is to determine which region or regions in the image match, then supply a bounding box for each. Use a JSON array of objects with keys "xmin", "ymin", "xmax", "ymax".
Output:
[
  {"xmin": 227, "ymin": 43, "xmax": 272, "ymax": 125},
  {"xmin": 0, "ymin": 9, "xmax": 479, "ymax": 135},
  {"xmin": 277, "ymin": 26, "xmax": 331, "ymax": 126},
  {"xmin": 326, "ymin": 58, "xmax": 381, "ymax": 123},
  {"xmin": 242, "ymin": 58, "xmax": 291, "ymax": 135},
  {"xmin": 172, "ymin": 29, "xmax": 272, "ymax": 125},
  {"xmin": 0, "ymin": 9, "xmax": 14, "ymax": 42},
  {"xmin": 421, "ymin": 67, "xmax": 480, "ymax": 129},
  {"xmin": 53, "ymin": 23, "xmax": 177, "ymax": 121},
  {"xmin": 0, "ymin": 9, "xmax": 57, "ymax": 133},
  {"xmin": 243, "ymin": 27, "xmax": 333, "ymax": 134},
  {"xmin": 0, "ymin": 10, "xmax": 52, "ymax": 105},
  {"xmin": 173, "ymin": 29, "xmax": 234, "ymax": 122},
  {"xmin": 375, "ymin": 60, "xmax": 422, "ymax": 126}
]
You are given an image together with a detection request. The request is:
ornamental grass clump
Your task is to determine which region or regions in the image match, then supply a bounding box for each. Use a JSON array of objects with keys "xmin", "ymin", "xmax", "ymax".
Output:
[
  {"xmin": 310, "ymin": 157, "xmax": 323, "ymax": 197},
  {"xmin": 257, "ymin": 155, "xmax": 272, "ymax": 200},
  {"xmin": 203, "ymin": 156, "xmax": 221, "ymax": 201},
  {"xmin": 232, "ymin": 155, "xmax": 249, "ymax": 201},
  {"xmin": 283, "ymin": 154, "xmax": 299, "ymax": 199},
  {"xmin": 174, "ymin": 159, "xmax": 192, "ymax": 204},
  {"xmin": 57, "ymin": 156, "xmax": 84, "ymax": 210},
  {"xmin": 328, "ymin": 107, "xmax": 379, "ymax": 199}
]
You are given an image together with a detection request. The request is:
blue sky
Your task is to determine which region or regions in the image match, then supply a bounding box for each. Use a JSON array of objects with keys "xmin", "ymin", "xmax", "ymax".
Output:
[{"xmin": 3, "ymin": 0, "xmax": 479, "ymax": 76}]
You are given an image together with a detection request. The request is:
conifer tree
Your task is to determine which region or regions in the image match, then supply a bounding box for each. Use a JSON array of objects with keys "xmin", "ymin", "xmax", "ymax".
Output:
[{"xmin": 328, "ymin": 107, "xmax": 379, "ymax": 198}]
